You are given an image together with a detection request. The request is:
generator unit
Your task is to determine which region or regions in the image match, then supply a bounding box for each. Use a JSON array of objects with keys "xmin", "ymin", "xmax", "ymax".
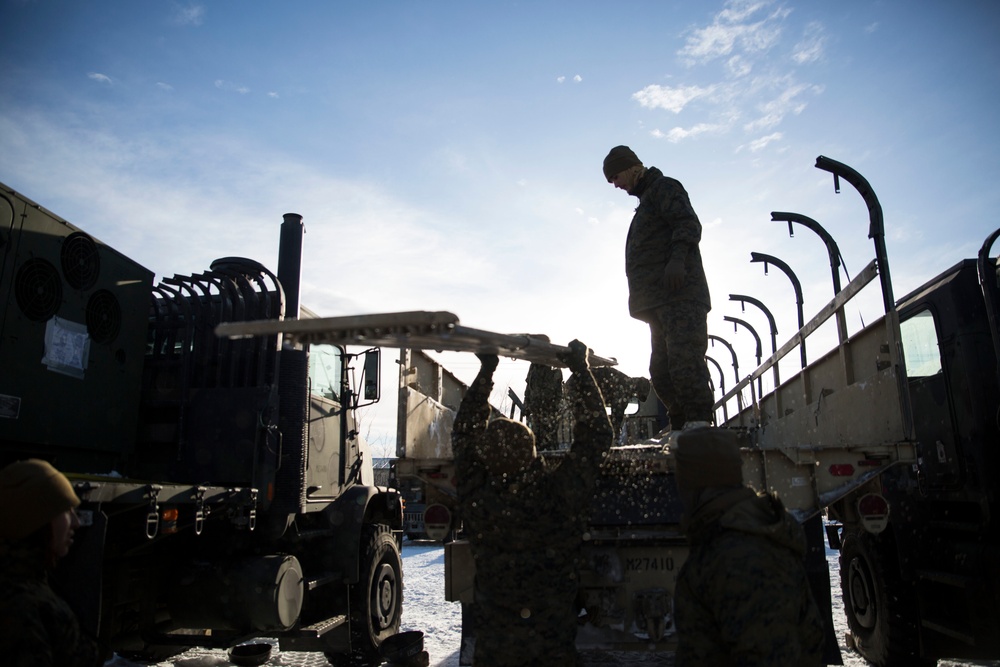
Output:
[{"xmin": 0, "ymin": 185, "xmax": 153, "ymax": 471}]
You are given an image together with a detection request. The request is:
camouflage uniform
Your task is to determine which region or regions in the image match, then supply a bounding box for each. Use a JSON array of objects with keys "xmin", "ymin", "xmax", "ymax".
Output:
[
  {"xmin": 0, "ymin": 538, "xmax": 103, "ymax": 667},
  {"xmin": 454, "ymin": 356, "xmax": 613, "ymax": 667},
  {"xmin": 566, "ymin": 366, "xmax": 650, "ymax": 440},
  {"xmin": 674, "ymin": 488, "xmax": 825, "ymax": 667},
  {"xmin": 523, "ymin": 363, "xmax": 565, "ymax": 450},
  {"xmin": 625, "ymin": 166, "xmax": 713, "ymax": 427}
]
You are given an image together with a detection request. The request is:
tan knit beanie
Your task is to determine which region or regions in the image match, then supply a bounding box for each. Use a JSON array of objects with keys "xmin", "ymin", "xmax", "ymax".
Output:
[
  {"xmin": 673, "ymin": 428, "xmax": 744, "ymax": 492},
  {"xmin": 0, "ymin": 459, "xmax": 80, "ymax": 540},
  {"xmin": 603, "ymin": 145, "xmax": 642, "ymax": 182}
]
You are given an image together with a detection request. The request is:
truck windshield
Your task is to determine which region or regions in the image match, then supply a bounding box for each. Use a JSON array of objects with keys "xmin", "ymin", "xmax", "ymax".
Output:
[
  {"xmin": 900, "ymin": 309, "xmax": 943, "ymax": 378},
  {"xmin": 309, "ymin": 343, "xmax": 343, "ymax": 402}
]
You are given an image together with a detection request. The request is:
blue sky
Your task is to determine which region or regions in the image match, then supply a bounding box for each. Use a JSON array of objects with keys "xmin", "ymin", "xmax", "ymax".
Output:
[{"xmin": 3, "ymin": 1, "xmax": 999, "ymax": 451}]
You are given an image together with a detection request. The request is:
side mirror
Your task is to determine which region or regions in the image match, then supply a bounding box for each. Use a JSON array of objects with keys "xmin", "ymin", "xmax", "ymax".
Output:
[{"xmin": 363, "ymin": 349, "xmax": 380, "ymax": 402}]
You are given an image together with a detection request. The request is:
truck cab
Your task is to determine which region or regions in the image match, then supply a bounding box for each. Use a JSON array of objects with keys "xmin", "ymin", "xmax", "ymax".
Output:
[{"xmin": 0, "ymin": 183, "xmax": 404, "ymax": 666}]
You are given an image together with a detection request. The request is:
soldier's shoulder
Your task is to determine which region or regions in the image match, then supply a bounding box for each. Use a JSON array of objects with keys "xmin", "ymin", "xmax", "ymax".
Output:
[{"xmin": 648, "ymin": 172, "xmax": 687, "ymax": 193}]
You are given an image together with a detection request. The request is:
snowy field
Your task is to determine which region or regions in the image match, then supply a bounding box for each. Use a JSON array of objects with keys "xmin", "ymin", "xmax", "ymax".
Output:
[{"xmin": 128, "ymin": 542, "xmax": 996, "ymax": 667}]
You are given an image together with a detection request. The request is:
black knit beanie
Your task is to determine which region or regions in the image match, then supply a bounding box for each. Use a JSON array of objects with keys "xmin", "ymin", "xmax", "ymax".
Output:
[{"xmin": 603, "ymin": 145, "xmax": 642, "ymax": 182}]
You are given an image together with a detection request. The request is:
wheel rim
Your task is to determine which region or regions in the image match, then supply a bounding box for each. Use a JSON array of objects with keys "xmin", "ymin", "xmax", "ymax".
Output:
[
  {"xmin": 848, "ymin": 555, "xmax": 877, "ymax": 630},
  {"xmin": 372, "ymin": 561, "xmax": 398, "ymax": 630}
]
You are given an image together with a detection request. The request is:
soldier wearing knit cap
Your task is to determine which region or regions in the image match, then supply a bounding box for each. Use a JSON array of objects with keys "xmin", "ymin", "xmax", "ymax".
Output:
[
  {"xmin": 0, "ymin": 459, "xmax": 104, "ymax": 667},
  {"xmin": 670, "ymin": 429, "xmax": 825, "ymax": 666},
  {"xmin": 0, "ymin": 458, "xmax": 81, "ymax": 540},
  {"xmin": 453, "ymin": 342, "xmax": 614, "ymax": 667},
  {"xmin": 602, "ymin": 145, "xmax": 714, "ymax": 432}
]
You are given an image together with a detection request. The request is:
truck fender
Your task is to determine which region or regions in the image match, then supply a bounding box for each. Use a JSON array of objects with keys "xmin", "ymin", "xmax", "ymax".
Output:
[{"xmin": 321, "ymin": 485, "xmax": 403, "ymax": 583}]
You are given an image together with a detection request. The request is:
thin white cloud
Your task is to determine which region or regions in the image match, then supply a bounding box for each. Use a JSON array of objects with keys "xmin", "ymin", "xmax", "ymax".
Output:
[
  {"xmin": 678, "ymin": 0, "xmax": 788, "ymax": 65},
  {"xmin": 557, "ymin": 76, "xmax": 566, "ymax": 83},
  {"xmin": 633, "ymin": 0, "xmax": 822, "ymax": 147},
  {"xmin": 215, "ymin": 79, "xmax": 250, "ymax": 95},
  {"xmin": 865, "ymin": 22, "xmax": 879, "ymax": 34},
  {"xmin": 267, "ymin": 91, "xmax": 279, "ymax": 99},
  {"xmin": 654, "ymin": 122, "xmax": 728, "ymax": 143},
  {"xmin": 717, "ymin": 0, "xmax": 770, "ymax": 24},
  {"xmin": 726, "ymin": 55, "xmax": 752, "ymax": 77},
  {"xmin": 633, "ymin": 84, "xmax": 714, "ymax": 114},
  {"xmin": 573, "ymin": 74, "xmax": 582, "ymax": 83},
  {"xmin": 171, "ymin": 4, "xmax": 205, "ymax": 27},
  {"xmin": 792, "ymin": 22, "xmax": 826, "ymax": 64},
  {"xmin": 88, "ymin": 72, "xmax": 112, "ymax": 84},
  {"xmin": 156, "ymin": 82, "xmax": 174, "ymax": 92},
  {"xmin": 747, "ymin": 132, "xmax": 782, "ymax": 151},
  {"xmin": 743, "ymin": 81, "xmax": 810, "ymax": 131}
]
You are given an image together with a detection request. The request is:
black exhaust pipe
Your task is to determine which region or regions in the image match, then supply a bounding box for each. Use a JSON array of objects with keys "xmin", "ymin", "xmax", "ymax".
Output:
[{"xmin": 277, "ymin": 213, "xmax": 304, "ymax": 320}]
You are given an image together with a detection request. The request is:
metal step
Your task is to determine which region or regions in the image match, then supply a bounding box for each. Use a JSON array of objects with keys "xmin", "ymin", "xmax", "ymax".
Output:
[
  {"xmin": 921, "ymin": 618, "xmax": 976, "ymax": 644},
  {"xmin": 916, "ymin": 568, "xmax": 975, "ymax": 589},
  {"xmin": 296, "ymin": 614, "xmax": 347, "ymax": 638}
]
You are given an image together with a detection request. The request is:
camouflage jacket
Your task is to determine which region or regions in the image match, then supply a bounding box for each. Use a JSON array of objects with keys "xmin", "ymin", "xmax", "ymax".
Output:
[
  {"xmin": 674, "ymin": 488, "xmax": 825, "ymax": 667},
  {"xmin": 453, "ymin": 361, "xmax": 613, "ymax": 610},
  {"xmin": 0, "ymin": 538, "xmax": 103, "ymax": 667},
  {"xmin": 523, "ymin": 363, "xmax": 563, "ymax": 416},
  {"xmin": 625, "ymin": 167, "xmax": 711, "ymax": 318}
]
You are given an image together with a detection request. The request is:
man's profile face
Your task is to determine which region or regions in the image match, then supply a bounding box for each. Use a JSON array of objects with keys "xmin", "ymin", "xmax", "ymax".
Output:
[
  {"xmin": 610, "ymin": 169, "xmax": 631, "ymax": 191},
  {"xmin": 610, "ymin": 166, "xmax": 641, "ymax": 192}
]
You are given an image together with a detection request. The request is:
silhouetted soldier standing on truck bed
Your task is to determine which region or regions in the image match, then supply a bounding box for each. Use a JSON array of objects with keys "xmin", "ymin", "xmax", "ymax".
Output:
[
  {"xmin": 453, "ymin": 341, "xmax": 613, "ymax": 667},
  {"xmin": 603, "ymin": 145, "xmax": 714, "ymax": 431}
]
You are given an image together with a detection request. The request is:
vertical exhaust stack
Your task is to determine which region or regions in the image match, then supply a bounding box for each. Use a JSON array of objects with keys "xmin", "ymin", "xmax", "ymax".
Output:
[
  {"xmin": 278, "ymin": 213, "xmax": 304, "ymax": 321},
  {"xmin": 274, "ymin": 212, "xmax": 309, "ymax": 517}
]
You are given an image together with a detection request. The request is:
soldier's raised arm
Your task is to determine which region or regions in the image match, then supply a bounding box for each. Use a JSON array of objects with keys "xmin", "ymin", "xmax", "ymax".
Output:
[
  {"xmin": 453, "ymin": 353, "xmax": 499, "ymax": 472},
  {"xmin": 558, "ymin": 340, "xmax": 614, "ymax": 472}
]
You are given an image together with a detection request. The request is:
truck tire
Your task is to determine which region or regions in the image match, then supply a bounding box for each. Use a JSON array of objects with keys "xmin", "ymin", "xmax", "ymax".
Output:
[
  {"xmin": 839, "ymin": 528, "xmax": 933, "ymax": 667},
  {"xmin": 326, "ymin": 523, "xmax": 402, "ymax": 666}
]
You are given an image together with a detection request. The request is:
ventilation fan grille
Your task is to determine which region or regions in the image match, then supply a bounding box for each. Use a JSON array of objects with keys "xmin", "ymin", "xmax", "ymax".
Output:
[
  {"xmin": 86, "ymin": 289, "xmax": 122, "ymax": 343},
  {"xmin": 61, "ymin": 232, "xmax": 101, "ymax": 290},
  {"xmin": 14, "ymin": 258, "xmax": 63, "ymax": 321}
]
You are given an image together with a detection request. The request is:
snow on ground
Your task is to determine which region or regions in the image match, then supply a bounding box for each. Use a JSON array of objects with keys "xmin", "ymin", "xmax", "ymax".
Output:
[
  {"xmin": 398, "ymin": 543, "xmax": 462, "ymax": 666},
  {"xmin": 129, "ymin": 541, "xmax": 995, "ymax": 667}
]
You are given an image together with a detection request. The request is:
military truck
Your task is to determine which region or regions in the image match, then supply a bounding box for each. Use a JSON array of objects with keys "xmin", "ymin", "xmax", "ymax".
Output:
[
  {"xmin": 206, "ymin": 155, "xmax": 999, "ymax": 666},
  {"xmin": 561, "ymin": 157, "xmax": 1000, "ymax": 666},
  {"xmin": 0, "ymin": 182, "xmax": 404, "ymax": 665},
  {"xmin": 713, "ymin": 158, "xmax": 1000, "ymax": 666},
  {"xmin": 393, "ymin": 348, "xmax": 465, "ymax": 542}
]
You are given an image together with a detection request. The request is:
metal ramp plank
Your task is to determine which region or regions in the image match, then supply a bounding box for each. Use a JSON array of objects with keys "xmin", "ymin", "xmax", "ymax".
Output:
[{"xmin": 216, "ymin": 310, "xmax": 618, "ymax": 368}]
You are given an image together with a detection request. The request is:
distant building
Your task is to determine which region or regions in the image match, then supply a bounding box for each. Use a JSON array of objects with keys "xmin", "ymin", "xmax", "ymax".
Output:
[{"xmin": 373, "ymin": 457, "xmax": 394, "ymax": 487}]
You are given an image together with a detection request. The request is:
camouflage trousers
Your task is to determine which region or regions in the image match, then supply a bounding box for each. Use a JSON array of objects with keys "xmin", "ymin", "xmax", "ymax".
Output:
[
  {"xmin": 525, "ymin": 364, "xmax": 565, "ymax": 450},
  {"xmin": 645, "ymin": 301, "xmax": 713, "ymax": 427}
]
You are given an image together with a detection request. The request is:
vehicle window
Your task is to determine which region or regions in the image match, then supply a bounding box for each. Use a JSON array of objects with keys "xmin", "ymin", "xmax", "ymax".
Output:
[
  {"xmin": 309, "ymin": 343, "xmax": 342, "ymax": 401},
  {"xmin": 900, "ymin": 309, "xmax": 943, "ymax": 378}
]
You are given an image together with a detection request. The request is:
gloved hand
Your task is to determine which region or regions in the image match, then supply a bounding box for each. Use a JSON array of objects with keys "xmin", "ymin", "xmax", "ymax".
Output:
[
  {"xmin": 476, "ymin": 352, "xmax": 500, "ymax": 371},
  {"xmin": 664, "ymin": 257, "xmax": 685, "ymax": 292},
  {"xmin": 557, "ymin": 339, "xmax": 590, "ymax": 373}
]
